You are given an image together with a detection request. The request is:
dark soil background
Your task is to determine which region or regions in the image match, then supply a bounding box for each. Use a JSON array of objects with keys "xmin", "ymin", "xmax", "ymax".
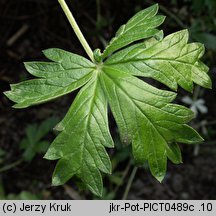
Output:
[{"xmin": 0, "ymin": 0, "xmax": 216, "ymax": 200}]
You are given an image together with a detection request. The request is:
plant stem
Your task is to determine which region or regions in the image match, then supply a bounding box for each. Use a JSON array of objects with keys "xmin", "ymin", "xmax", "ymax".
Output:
[
  {"xmin": 0, "ymin": 159, "xmax": 23, "ymax": 173},
  {"xmin": 193, "ymin": 86, "xmax": 201, "ymax": 101},
  {"xmin": 122, "ymin": 166, "xmax": 138, "ymax": 200},
  {"xmin": 96, "ymin": 0, "xmax": 101, "ymax": 25},
  {"xmin": 58, "ymin": 0, "xmax": 94, "ymax": 62},
  {"xmin": 113, "ymin": 159, "xmax": 132, "ymax": 196}
]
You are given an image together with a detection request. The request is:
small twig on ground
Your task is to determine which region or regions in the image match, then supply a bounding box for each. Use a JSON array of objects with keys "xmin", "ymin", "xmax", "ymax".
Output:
[
  {"xmin": 63, "ymin": 185, "xmax": 83, "ymax": 200},
  {"xmin": 6, "ymin": 24, "xmax": 29, "ymax": 47}
]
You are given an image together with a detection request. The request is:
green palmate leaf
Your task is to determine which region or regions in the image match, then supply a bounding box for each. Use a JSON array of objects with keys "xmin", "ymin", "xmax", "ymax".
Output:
[
  {"xmin": 101, "ymin": 4, "xmax": 165, "ymax": 59},
  {"xmin": 100, "ymin": 67, "xmax": 202, "ymax": 181},
  {"xmin": 105, "ymin": 30, "xmax": 212, "ymax": 92},
  {"xmin": 4, "ymin": 4, "xmax": 212, "ymax": 196},
  {"xmin": 44, "ymin": 74, "xmax": 114, "ymax": 196},
  {"xmin": 4, "ymin": 48, "xmax": 95, "ymax": 108}
]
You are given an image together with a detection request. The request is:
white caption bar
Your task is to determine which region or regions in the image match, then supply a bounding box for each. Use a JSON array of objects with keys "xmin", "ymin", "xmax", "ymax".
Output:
[{"xmin": 0, "ymin": 200, "xmax": 216, "ymax": 216}]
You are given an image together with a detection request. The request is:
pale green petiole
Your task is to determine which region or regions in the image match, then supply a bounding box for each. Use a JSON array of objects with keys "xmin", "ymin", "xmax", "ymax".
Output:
[{"xmin": 58, "ymin": 0, "xmax": 94, "ymax": 62}]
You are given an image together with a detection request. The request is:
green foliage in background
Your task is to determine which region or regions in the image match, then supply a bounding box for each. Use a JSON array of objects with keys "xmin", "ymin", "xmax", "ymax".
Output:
[{"xmin": 20, "ymin": 117, "xmax": 59, "ymax": 162}]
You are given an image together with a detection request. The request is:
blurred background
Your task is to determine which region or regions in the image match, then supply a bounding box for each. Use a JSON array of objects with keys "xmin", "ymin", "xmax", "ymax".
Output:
[{"xmin": 0, "ymin": 0, "xmax": 216, "ymax": 200}]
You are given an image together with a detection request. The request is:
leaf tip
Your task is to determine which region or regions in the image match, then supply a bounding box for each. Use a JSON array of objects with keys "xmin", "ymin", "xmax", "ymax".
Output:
[
  {"xmin": 43, "ymin": 148, "xmax": 62, "ymax": 160},
  {"xmin": 42, "ymin": 49, "xmax": 50, "ymax": 55},
  {"xmin": 42, "ymin": 48, "xmax": 58, "ymax": 61},
  {"xmin": 23, "ymin": 62, "xmax": 32, "ymax": 71},
  {"xmin": 155, "ymin": 173, "xmax": 165, "ymax": 183},
  {"xmin": 206, "ymin": 79, "xmax": 213, "ymax": 89},
  {"xmin": 191, "ymin": 130, "xmax": 204, "ymax": 144},
  {"xmin": 94, "ymin": 188, "xmax": 103, "ymax": 198},
  {"xmin": 160, "ymin": 15, "xmax": 166, "ymax": 23},
  {"xmin": 12, "ymin": 103, "xmax": 27, "ymax": 109},
  {"xmin": 3, "ymin": 91, "xmax": 18, "ymax": 108},
  {"xmin": 43, "ymin": 154, "xmax": 49, "ymax": 160},
  {"xmin": 23, "ymin": 61, "xmax": 28, "ymax": 67},
  {"xmin": 54, "ymin": 123, "xmax": 65, "ymax": 132},
  {"xmin": 43, "ymin": 152, "xmax": 54, "ymax": 160},
  {"xmin": 198, "ymin": 136, "xmax": 205, "ymax": 143},
  {"xmin": 3, "ymin": 91, "xmax": 10, "ymax": 98},
  {"xmin": 154, "ymin": 3, "xmax": 159, "ymax": 10},
  {"xmin": 183, "ymin": 29, "xmax": 189, "ymax": 40},
  {"xmin": 52, "ymin": 176, "xmax": 62, "ymax": 187},
  {"xmin": 191, "ymin": 133, "xmax": 204, "ymax": 144}
]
